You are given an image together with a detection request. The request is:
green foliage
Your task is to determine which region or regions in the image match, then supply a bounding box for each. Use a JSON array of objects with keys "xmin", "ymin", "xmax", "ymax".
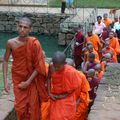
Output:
[{"xmin": 49, "ymin": 0, "xmax": 120, "ymax": 8}]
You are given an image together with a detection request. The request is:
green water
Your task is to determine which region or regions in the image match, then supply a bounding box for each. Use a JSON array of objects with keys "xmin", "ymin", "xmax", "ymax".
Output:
[
  {"xmin": 0, "ymin": 32, "xmax": 65, "ymax": 95},
  {"xmin": 0, "ymin": 32, "xmax": 65, "ymax": 57}
]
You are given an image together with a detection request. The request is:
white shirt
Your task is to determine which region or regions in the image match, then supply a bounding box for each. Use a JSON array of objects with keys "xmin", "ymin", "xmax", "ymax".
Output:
[
  {"xmin": 94, "ymin": 22, "xmax": 106, "ymax": 34},
  {"xmin": 113, "ymin": 22, "xmax": 120, "ymax": 32}
]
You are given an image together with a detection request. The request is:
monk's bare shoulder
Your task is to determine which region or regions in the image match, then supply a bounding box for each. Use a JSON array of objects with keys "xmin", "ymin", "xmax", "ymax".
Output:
[{"xmin": 7, "ymin": 37, "xmax": 18, "ymax": 48}]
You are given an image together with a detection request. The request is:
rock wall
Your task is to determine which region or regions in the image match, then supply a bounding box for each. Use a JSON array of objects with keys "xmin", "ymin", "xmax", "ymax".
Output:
[
  {"xmin": 0, "ymin": 11, "xmax": 69, "ymax": 35},
  {"xmin": 88, "ymin": 63, "xmax": 120, "ymax": 120}
]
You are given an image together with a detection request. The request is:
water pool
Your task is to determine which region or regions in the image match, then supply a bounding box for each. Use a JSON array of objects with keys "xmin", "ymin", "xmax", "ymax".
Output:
[{"xmin": 0, "ymin": 32, "xmax": 65, "ymax": 57}]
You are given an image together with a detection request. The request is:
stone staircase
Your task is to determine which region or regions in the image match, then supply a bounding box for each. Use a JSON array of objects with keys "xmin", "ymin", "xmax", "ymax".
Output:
[{"xmin": 58, "ymin": 8, "xmax": 98, "ymax": 45}]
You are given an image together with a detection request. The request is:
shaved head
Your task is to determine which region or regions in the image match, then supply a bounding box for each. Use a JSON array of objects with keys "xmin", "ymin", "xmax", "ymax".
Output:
[
  {"xmin": 88, "ymin": 69, "xmax": 95, "ymax": 76},
  {"xmin": 66, "ymin": 58, "xmax": 75, "ymax": 67},
  {"xmin": 52, "ymin": 51, "xmax": 66, "ymax": 65},
  {"xmin": 18, "ymin": 17, "xmax": 32, "ymax": 27},
  {"xmin": 88, "ymin": 45, "xmax": 93, "ymax": 49},
  {"xmin": 104, "ymin": 53, "xmax": 111, "ymax": 59},
  {"xmin": 88, "ymin": 52, "xmax": 95, "ymax": 59},
  {"xmin": 95, "ymin": 64, "xmax": 102, "ymax": 70}
]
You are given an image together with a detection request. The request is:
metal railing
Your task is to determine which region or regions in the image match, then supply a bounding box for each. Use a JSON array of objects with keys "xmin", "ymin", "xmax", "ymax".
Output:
[
  {"xmin": 63, "ymin": 37, "xmax": 74, "ymax": 58},
  {"xmin": 63, "ymin": 8, "xmax": 98, "ymax": 58}
]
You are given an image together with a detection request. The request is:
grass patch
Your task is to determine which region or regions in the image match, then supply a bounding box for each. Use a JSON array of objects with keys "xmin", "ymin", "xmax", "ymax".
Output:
[{"xmin": 49, "ymin": 0, "xmax": 120, "ymax": 8}]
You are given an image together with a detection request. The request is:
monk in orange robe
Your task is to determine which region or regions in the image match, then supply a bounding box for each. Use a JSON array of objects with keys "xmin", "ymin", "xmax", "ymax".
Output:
[
  {"xmin": 107, "ymin": 31, "xmax": 120, "ymax": 54},
  {"xmin": 95, "ymin": 64, "xmax": 104, "ymax": 80},
  {"xmin": 41, "ymin": 100, "xmax": 50, "ymax": 120},
  {"xmin": 3, "ymin": 17, "xmax": 47, "ymax": 120},
  {"xmin": 86, "ymin": 31, "xmax": 102, "ymax": 53},
  {"xmin": 41, "ymin": 57, "xmax": 50, "ymax": 120},
  {"xmin": 84, "ymin": 44, "xmax": 100, "ymax": 62},
  {"xmin": 74, "ymin": 71, "xmax": 90, "ymax": 120},
  {"xmin": 48, "ymin": 51, "xmax": 81, "ymax": 120},
  {"xmin": 103, "ymin": 13, "xmax": 111, "ymax": 28},
  {"xmin": 83, "ymin": 53, "xmax": 99, "ymax": 75},
  {"xmin": 66, "ymin": 59, "xmax": 90, "ymax": 120},
  {"xmin": 102, "ymin": 40, "xmax": 118, "ymax": 62}
]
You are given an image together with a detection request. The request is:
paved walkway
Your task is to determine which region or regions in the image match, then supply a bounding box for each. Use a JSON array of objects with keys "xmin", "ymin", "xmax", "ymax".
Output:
[
  {"xmin": 0, "ymin": 5, "xmax": 120, "ymax": 21},
  {"xmin": 0, "ymin": 0, "xmax": 47, "ymax": 5}
]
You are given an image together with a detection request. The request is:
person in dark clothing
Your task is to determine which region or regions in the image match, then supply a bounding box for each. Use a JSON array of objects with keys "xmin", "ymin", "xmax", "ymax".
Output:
[{"xmin": 61, "ymin": 0, "xmax": 66, "ymax": 14}]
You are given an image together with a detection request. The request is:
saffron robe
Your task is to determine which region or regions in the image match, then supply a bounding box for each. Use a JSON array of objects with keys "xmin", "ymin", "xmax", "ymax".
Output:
[
  {"xmin": 74, "ymin": 71, "xmax": 90, "ymax": 120},
  {"xmin": 41, "ymin": 63, "xmax": 50, "ymax": 120},
  {"xmin": 84, "ymin": 50, "xmax": 100, "ymax": 62},
  {"xmin": 102, "ymin": 47, "xmax": 118, "ymax": 62},
  {"xmin": 108, "ymin": 37, "xmax": 120, "ymax": 54},
  {"xmin": 12, "ymin": 37, "xmax": 47, "ymax": 120},
  {"xmin": 50, "ymin": 65, "xmax": 81, "ymax": 120},
  {"xmin": 103, "ymin": 18, "xmax": 111, "ymax": 28},
  {"xmin": 86, "ymin": 34, "xmax": 102, "ymax": 52}
]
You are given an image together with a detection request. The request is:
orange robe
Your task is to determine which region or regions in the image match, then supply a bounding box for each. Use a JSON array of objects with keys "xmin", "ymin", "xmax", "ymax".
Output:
[
  {"xmin": 95, "ymin": 71, "xmax": 104, "ymax": 80},
  {"xmin": 12, "ymin": 37, "xmax": 47, "ymax": 120},
  {"xmin": 108, "ymin": 37, "xmax": 120, "ymax": 54},
  {"xmin": 103, "ymin": 18, "xmax": 111, "ymax": 28},
  {"xmin": 41, "ymin": 100, "xmax": 50, "ymax": 120},
  {"xmin": 74, "ymin": 71, "xmax": 90, "ymax": 120},
  {"xmin": 50, "ymin": 65, "xmax": 81, "ymax": 120},
  {"xmin": 84, "ymin": 50, "xmax": 100, "ymax": 62},
  {"xmin": 41, "ymin": 63, "xmax": 50, "ymax": 120},
  {"xmin": 86, "ymin": 34, "xmax": 102, "ymax": 52},
  {"xmin": 100, "ymin": 61, "xmax": 105, "ymax": 72},
  {"xmin": 102, "ymin": 47, "xmax": 118, "ymax": 62}
]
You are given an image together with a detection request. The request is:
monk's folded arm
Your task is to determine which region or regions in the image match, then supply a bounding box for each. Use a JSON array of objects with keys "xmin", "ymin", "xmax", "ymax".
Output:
[
  {"xmin": 26, "ymin": 70, "xmax": 38, "ymax": 84},
  {"xmin": 55, "ymin": 90, "xmax": 75, "ymax": 100}
]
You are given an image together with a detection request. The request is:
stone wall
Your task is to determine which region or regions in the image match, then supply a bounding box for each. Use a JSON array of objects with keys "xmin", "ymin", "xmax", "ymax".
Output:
[
  {"xmin": 0, "ymin": 11, "xmax": 69, "ymax": 35},
  {"xmin": 88, "ymin": 63, "xmax": 120, "ymax": 120}
]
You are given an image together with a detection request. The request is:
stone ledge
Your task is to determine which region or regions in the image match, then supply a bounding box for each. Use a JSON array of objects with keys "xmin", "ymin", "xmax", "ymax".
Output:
[
  {"xmin": 0, "ymin": 87, "xmax": 16, "ymax": 120},
  {"xmin": 88, "ymin": 63, "xmax": 120, "ymax": 120}
]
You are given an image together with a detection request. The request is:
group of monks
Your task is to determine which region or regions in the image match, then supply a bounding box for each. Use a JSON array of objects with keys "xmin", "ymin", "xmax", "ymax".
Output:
[
  {"xmin": 2, "ymin": 13, "xmax": 120, "ymax": 120},
  {"xmin": 72, "ymin": 13, "xmax": 120, "ymax": 119}
]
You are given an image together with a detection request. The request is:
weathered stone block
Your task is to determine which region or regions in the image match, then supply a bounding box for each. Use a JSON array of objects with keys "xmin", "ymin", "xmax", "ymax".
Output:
[
  {"xmin": 58, "ymin": 40, "xmax": 66, "ymax": 45},
  {"xmin": 41, "ymin": 24, "xmax": 46, "ymax": 29},
  {"xmin": 33, "ymin": 27, "xmax": 39, "ymax": 32},
  {"xmin": 58, "ymin": 33, "xmax": 66, "ymax": 45},
  {"xmin": 66, "ymin": 33, "xmax": 74, "ymax": 40},
  {"xmin": 5, "ymin": 24, "xmax": 12, "ymax": 31},
  {"xmin": 46, "ymin": 23, "xmax": 53, "ymax": 29},
  {"xmin": 58, "ymin": 33, "xmax": 66, "ymax": 40},
  {"xmin": 0, "ymin": 25, "xmax": 5, "ymax": 31},
  {"xmin": 36, "ymin": 17, "xmax": 43, "ymax": 23},
  {"xmin": 33, "ymin": 21, "xmax": 40, "ymax": 27},
  {"xmin": 12, "ymin": 25, "xmax": 17, "ymax": 32}
]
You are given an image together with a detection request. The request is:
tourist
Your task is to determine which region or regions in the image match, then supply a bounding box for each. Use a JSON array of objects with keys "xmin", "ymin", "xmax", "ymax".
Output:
[
  {"xmin": 66, "ymin": 0, "xmax": 74, "ymax": 9},
  {"xmin": 94, "ymin": 16, "xmax": 106, "ymax": 37},
  {"xmin": 2, "ymin": 17, "xmax": 47, "ymax": 120},
  {"xmin": 61, "ymin": 0, "xmax": 66, "ymax": 13},
  {"xmin": 114, "ymin": 16, "xmax": 120, "ymax": 40}
]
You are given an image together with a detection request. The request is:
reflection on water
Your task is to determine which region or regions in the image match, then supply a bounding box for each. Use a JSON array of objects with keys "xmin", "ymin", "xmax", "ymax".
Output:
[{"xmin": 0, "ymin": 32, "xmax": 65, "ymax": 57}]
